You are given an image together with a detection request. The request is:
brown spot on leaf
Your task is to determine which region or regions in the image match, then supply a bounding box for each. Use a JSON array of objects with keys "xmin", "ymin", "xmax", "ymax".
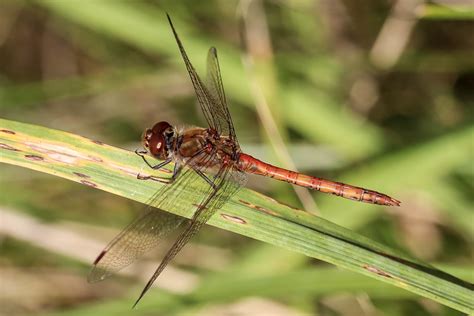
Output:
[
  {"xmin": 88, "ymin": 155, "xmax": 103, "ymax": 163},
  {"xmin": 0, "ymin": 129, "xmax": 15, "ymax": 134},
  {"xmin": 221, "ymin": 213, "xmax": 247, "ymax": 224},
  {"xmin": 0, "ymin": 143, "xmax": 19, "ymax": 151},
  {"xmin": 73, "ymin": 172, "xmax": 90, "ymax": 179},
  {"xmin": 239, "ymin": 199, "xmax": 277, "ymax": 216},
  {"xmin": 255, "ymin": 205, "xmax": 277, "ymax": 216},
  {"xmin": 276, "ymin": 200, "xmax": 303, "ymax": 212},
  {"xmin": 363, "ymin": 265, "xmax": 392, "ymax": 278},
  {"xmin": 239, "ymin": 199, "xmax": 252, "ymax": 207},
  {"xmin": 81, "ymin": 180, "xmax": 97, "ymax": 188},
  {"xmin": 25, "ymin": 142, "xmax": 102, "ymax": 164},
  {"xmin": 24, "ymin": 154, "xmax": 44, "ymax": 161},
  {"xmin": 92, "ymin": 139, "xmax": 104, "ymax": 145}
]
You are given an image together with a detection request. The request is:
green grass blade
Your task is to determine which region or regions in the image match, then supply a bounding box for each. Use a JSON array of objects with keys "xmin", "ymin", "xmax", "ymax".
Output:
[
  {"xmin": 0, "ymin": 118, "xmax": 472, "ymax": 313},
  {"xmin": 419, "ymin": 4, "xmax": 474, "ymax": 20},
  {"xmin": 187, "ymin": 265, "xmax": 474, "ymax": 303}
]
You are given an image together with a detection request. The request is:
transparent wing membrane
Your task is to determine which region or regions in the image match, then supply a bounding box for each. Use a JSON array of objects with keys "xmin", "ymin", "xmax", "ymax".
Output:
[
  {"xmin": 88, "ymin": 207, "xmax": 184, "ymax": 283},
  {"xmin": 206, "ymin": 47, "xmax": 238, "ymax": 144},
  {"xmin": 167, "ymin": 14, "xmax": 239, "ymax": 147},
  {"xmin": 133, "ymin": 164, "xmax": 246, "ymax": 306},
  {"xmin": 91, "ymin": 15, "xmax": 247, "ymax": 307},
  {"xmin": 89, "ymin": 154, "xmax": 214, "ymax": 282}
]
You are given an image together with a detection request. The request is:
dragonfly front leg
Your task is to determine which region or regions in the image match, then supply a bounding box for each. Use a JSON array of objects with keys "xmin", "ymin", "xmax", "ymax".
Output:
[
  {"xmin": 135, "ymin": 149, "xmax": 180, "ymax": 184},
  {"xmin": 135, "ymin": 149, "xmax": 171, "ymax": 170}
]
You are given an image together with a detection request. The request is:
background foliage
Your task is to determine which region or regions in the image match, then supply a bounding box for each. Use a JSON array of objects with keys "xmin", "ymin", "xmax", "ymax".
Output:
[{"xmin": 0, "ymin": 1, "xmax": 472, "ymax": 315}]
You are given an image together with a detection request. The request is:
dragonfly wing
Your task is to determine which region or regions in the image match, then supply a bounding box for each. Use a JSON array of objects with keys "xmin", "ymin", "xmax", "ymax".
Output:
[
  {"xmin": 205, "ymin": 47, "xmax": 238, "ymax": 144},
  {"xmin": 167, "ymin": 14, "xmax": 239, "ymax": 146},
  {"xmin": 89, "ymin": 155, "xmax": 219, "ymax": 282},
  {"xmin": 133, "ymin": 163, "xmax": 247, "ymax": 306},
  {"xmin": 88, "ymin": 207, "xmax": 184, "ymax": 283}
]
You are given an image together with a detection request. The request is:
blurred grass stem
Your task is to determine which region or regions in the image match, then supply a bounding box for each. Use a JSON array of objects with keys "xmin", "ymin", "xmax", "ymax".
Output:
[{"xmin": 238, "ymin": 0, "xmax": 319, "ymax": 214}]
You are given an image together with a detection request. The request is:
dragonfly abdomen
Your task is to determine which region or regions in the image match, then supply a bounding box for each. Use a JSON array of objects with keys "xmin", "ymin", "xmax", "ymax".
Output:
[{"xmin": 237, "ymin": 153, "xmax": 400, "ymax": 206}]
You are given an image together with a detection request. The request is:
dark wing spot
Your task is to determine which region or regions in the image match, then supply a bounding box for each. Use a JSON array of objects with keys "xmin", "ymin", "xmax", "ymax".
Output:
[{"xmin": 93, "ymin": 250, "xmax": 107, "ymax": 265}]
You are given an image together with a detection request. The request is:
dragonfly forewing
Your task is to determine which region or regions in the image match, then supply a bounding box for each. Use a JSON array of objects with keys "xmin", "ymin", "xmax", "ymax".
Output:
[{"xmin": 167, "ymin": 14, "xmax": 239, "ymax": 147}]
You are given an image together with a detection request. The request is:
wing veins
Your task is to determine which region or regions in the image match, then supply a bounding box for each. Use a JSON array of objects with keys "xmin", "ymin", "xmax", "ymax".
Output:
[
  {"xmin": 88, "ymin": 153, "xmax": 216, "ymax": 282},
  {"xmin": 167, "ymin": 14, "xmax": 220, "ymax": 132},
  {"xmin": 133, "ymin": 163, "xmax": 237, "ymax": 306}
]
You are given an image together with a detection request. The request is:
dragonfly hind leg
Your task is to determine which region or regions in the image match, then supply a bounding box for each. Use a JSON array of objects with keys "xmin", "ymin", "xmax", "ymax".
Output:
[{"xmin": 193, "ymin": 169, "xmax": 217, "ymax": 190}]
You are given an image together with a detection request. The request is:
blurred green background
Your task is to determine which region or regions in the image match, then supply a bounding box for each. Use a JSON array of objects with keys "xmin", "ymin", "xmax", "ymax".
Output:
[{"xmin": 0, "ymin": 0, "xmax": 472, "ymax": 315}]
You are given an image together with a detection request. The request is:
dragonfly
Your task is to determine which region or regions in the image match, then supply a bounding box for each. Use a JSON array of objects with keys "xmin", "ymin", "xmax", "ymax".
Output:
[{"xmin": 89, "ymin": 14, "xmax": 401, "ymax": 307}]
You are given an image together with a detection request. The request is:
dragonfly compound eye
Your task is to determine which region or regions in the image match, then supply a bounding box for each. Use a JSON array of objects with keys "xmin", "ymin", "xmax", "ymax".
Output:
[{"xmin": 147, "ymin": 121, "xmax": 173, "ymax": 159}]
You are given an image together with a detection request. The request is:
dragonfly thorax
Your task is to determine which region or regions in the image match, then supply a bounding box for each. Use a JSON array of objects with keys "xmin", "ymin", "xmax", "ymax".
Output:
[{"xmin": 142, "ymin": 121, "xmax": 176, "ymax": 160}]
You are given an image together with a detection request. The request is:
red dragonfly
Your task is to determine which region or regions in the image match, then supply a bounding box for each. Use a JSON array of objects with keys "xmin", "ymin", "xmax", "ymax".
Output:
[{"xmin": 89, "ymin": 14, "xmax": 400, "ymax": 306}]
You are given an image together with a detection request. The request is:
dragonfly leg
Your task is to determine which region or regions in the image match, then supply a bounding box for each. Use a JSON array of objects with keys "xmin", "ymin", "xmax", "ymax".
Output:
[
  {"xmin": 194, "ymin": 169, "xmax": 217, "ymax": 190},
  {"xmin": 135, "ymin": 149, "xmax": 172, "ymax": 170},
  {"xmin": 136, "ymin": 173, "xmax": 171, "ymax": 184},
  {"xmin": 137, "ymin": 161, "xmax": 182, "ymax": 185},
  {"xmin": 169, "ymin": 163, "xmax": 182, "ymax": 183},
  {"xmin": 135, "ymin": 149, "xmax": 176, "ymax": 183}
]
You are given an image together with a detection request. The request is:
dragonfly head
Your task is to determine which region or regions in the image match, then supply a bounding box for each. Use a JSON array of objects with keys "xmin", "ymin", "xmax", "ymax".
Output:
[{"xmin": 142, "ymin": 121, "xmax": 175, "ymax": 159}]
